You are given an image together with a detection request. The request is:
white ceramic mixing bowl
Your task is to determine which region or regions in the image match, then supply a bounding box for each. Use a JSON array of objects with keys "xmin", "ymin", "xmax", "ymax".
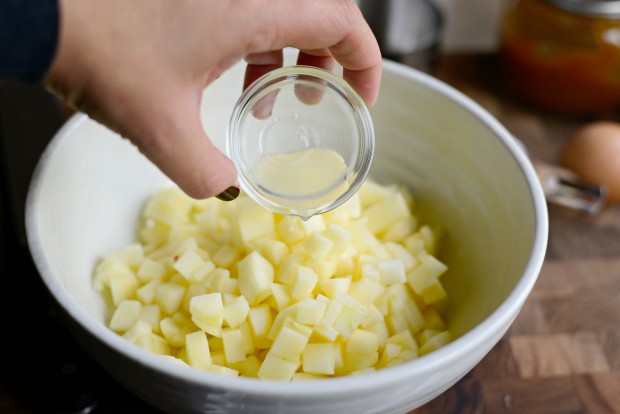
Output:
[{"xmin": 25, "ymin": 58, "xmax": 548, "ymax": 414}]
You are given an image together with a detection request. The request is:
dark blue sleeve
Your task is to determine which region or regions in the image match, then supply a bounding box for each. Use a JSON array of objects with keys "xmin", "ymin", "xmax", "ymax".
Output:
[{"xmin": 0, "ymin": 0, "xmax": 60, "ymax": 84}]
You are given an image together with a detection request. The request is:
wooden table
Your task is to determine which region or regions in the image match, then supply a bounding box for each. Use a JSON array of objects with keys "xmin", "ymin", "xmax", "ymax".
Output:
[
  {"xmin": 413, "ymin": 54, "xmax": 620, "ymax": 414},
  {"xmin": 1, "ymin": 53, "xmax": 619, "ymax": 414}
]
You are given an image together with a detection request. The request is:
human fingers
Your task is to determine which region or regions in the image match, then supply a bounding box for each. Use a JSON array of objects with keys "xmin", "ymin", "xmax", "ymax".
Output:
[
  {"xmin": 294, "ymin": 50, "xmax": 336, "ymax": 105},
  {"xmin": 243, "ymin": 50, "xmax": 283, "ymax": 119},
  {"xmin": 241, "ymin": 0, "xmax": 382, "ymax": 106},
  {"xmin": 127, "ymin": 93, "xmax": 239, "ymax": 200},
  {"xmin": 244, "ymin": 50, "xmax": 283, "ymax": 90}
]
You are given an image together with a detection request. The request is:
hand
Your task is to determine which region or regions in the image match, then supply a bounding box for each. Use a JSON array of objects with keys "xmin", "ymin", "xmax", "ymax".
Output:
[{"xmin": 46, "ymin": 0, "xmax": 382, "ymax": 200}]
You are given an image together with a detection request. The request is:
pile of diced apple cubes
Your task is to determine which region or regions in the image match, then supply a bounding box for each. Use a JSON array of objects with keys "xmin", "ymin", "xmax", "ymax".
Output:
[{"xmin": 93, "ymin": 181, "xmax": 452, "ymax": 381}]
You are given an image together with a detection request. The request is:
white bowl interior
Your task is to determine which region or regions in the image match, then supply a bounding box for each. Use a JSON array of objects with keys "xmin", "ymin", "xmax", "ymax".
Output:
[
  {"xmin": 370, "ymin": 66, "xmax": 540, "ymax": 337},
  {"xmin": 26, "ymin": 57, "xmax": 546, "ymax": 412}
]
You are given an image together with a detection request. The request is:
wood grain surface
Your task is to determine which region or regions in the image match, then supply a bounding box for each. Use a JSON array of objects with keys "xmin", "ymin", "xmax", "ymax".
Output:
[
  {"xmin": 1, "ymin": 53, "xmax": 619, "ymax": 414},
  {"xmin": 412, "ymin": 53, "xmax": 620, "ymax": 414}
]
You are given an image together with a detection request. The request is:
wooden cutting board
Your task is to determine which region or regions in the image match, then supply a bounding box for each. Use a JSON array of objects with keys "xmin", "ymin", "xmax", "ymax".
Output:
[{"xmin": 412, "ymin": 54, "xmax": 620, "ymax": 414}]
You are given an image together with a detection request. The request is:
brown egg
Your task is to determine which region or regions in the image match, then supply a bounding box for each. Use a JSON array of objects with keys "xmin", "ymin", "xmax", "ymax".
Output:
[{"xmin": 561, "ymin": 121, "xmax": 620, "ymax": 203}]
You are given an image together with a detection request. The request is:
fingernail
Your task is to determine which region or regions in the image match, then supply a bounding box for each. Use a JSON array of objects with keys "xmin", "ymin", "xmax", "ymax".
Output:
[{"xmin": 216, "ymin": 186, "xmax": 240, "ymax": 202}]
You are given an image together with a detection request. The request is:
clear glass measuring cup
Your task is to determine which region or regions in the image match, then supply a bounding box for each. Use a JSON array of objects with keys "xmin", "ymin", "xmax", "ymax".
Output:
[{"xmin": 227, "ymin": 65, "xmax": 375, "ymax": 220}]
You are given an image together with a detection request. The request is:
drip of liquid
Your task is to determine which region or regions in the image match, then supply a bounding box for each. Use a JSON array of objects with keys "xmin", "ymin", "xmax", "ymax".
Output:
[{"xmin": 253, "ymin": 147, "xmax": 349, "ymax": 219}]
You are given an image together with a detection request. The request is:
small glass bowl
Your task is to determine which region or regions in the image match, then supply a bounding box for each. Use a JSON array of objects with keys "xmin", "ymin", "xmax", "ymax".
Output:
[{"xmin": 227, "ymin": 65, "xmax": 375, "ymax": 219}]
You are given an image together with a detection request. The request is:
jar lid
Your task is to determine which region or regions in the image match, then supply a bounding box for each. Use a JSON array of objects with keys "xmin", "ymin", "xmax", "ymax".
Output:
[
  {"xmin": 543, "ymin": 0, "xmax": 620, "ymax": 17},
  {"xmin": 227, "ymin": 66, "xmax": 375, "ymax": 219}
]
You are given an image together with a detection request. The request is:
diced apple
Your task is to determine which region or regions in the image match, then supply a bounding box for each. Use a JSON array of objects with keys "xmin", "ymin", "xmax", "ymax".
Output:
[
  {"xmin": 275, "ymin": 253, "xmax": 303, "ymax": 285},
  {"xmin": 334, "ymin": 256, "xmax": 355, "ymax": 277},
  {"xmin": 360, "ymin": 262, "xmax": 380, "ymax": 281},
  {"xmin": 206, "ymin": 364, "xmax": 240, "ymax": 377},
  {"xmin": 222, "ymin": 328, "xmax": 246, "ymax": 363},
  {"xmin": 137, "ymin": 304, "xmax": 161, "ymax": 333},
  {"xmin": 334, "ymin": 307, "xmax": 366, "ymax": 339},
  {"xmin": 137, "ymin": 258, "xmax": 166, "ymax": 282},
  {"xmin": 257, "ymin": 353, "xmax": 299, "ymax": 381},
  {"xmin": 386, "ymin": 312, "xmax": 409, "ymax": 336},
  {"xmin": 378, "ymin": 259, "xmax": 406, "ymax": 286},
  {"xmin": 418, "ymin": 277, "xmax": 448, "ymax": 305},
  {"xmin": 122, "ymin": 320, "xmax": 152, "ymax": 343},
  {"xmin": 364, "ymin": 192, "xmax": 410, "ymax": 235},
  {"xmin": 247, "ymin": 304, "xmax": 273, "ymax": 349},
  {"xmin": 387, "ymin": 330, "xmax": 418, "ymax": 353},
  {"xmin": 419, "ymin": 330, "xmax": 452, "ymax": 356},
  {"xmin": 189, "ymin": 293, "xmax": 224, "ymax": 337},
  {"xmin": 300, "ymin": 215, "xmax": 326, "ymax": 234},
  {"xmin": 323, "ymin": 224, "xmax": 352, "ymax": 257},
  {"xmin": 237, "ymin": 251, "xmax": 274, "ymax": 305},
  {"xmin": 159, "ymin": 355, "xmax": 188, "ymax": 367},
  {"xmin": 295, "ymin": 299, "xmax": 326, "ymax": 325},
  {"xmin": 346, "ymin": 329, "xmax": 379, "ymax": 356},
  {"xmin": 234, "ymin": 197, "xmax": 275, "ymax": 244},
  {"xmin": 382, "ymin": 217, "xmax": 417, "ymax": 242},
  {"xmin": 238, "ymin": 321, "xmax": 255, "ymax": 355},
  {"xmin": 312, "ymin": 324, "xmax": 339, "ymax": 343},
  {"xmin": 423, "ymin": 307, "xmax": 447, "ymax": 331},
  {"xmin": 150, "ymin": 334, "xmax": 172, "ymax": 355},
  {"xmin": 188, "ymin": 261, "xmax": 215, "ymax": 284},
  {"xmin": 228, "ymin": 354, "xmax": 261, "ymax": 378},
  {"xmin": 108, "ymin": 266, "xmax": 139, "ymax": 306},
  {"xmin": 318, "ymin": 276, "xmax": 352, "ymax": 299},
  {"xmin": 142, "ymin": 187, "xmax": 193, "ymax": 226},
  {"xmin": 385, "ymin": 242, "xmax": 418, "ymax": 271},
  {"xmin": 346, "ymin": 218, "xmax": 376, "ymax": 254},
  {"xmin": 269, "ymin": 326, "xmax": 309, "ymax": 362},
  {"xmin": 185, "ymin": 331, "xmax": 212, "ymax": 370},
  {"xmin": 254, "ymin": 239, "xmax": 289, "ymax": 266},
  {"xmin": 268, "ymin": 283, "xmax": 291, "ymax": 311},
  {"xmin": 268, "ymin": 304, "xmax": 298, "ymax": 341},
  {"xmin": 174, "ymin": 249, "xmax": 205, "ymax": 279},
  {"xmin": 155, "ymin": 283, "xmax": 186, "ymax": 314},
  {"xmin": 212, "ymin": 243, "xmax": 240, "ymax": 269},
  {"xmin": 182, "ymin": 283, "xmax": 206, "ymax": 313},
  {"xmin": 348, "ymin": 278, "xmax": 384, "ymax": 306},
  {"xmin": 96, "ymin": 180, "xmax": 454, "ymax": 379},
  {"xmin": 407, "ymin": 254, "xmax": 448, "ymax": 290},
  {"xmin": 377, "ymin": 342, "xmax": 403, "ymax": 368},
  {"xmin": 290, "ymin": 266, "xmax": 319, "ymax": 301},
  {"xmin": 136, "ymin": 280, "xmax": 160, "ymax": 305},
  {"xmin": 139, "ymin": 221, "xmax": 170, "ymax": 248},
  {"xmin": 358, "ymin": 180, "xmax": 394, "ymax": 208},
  {"xmin": 302, "ymin": 343, "xmax": 335, "ymax": 375},
  {"xmin": 116, "ymin": 243, "xmax": 144, "ymax": 270},
  {"xmin": 322, "ymin": 192, "xmax": 361, "ymax": 225},
  {"xmin": 203, "ymin": 268, "xmax": 231, "ymax": 293},
  {"xmin": 276, "ymin": 216, "xmax": 305, "ymax": 244},
  {"xmin": 223, "ymin": 295, "xmax": 250, "ymax": 328},
  {"xmin": 303, "ymin": 232, "xmax": 335, "ymax": 259},
  {"xmin": 402, "ymin": 297, "xmax": 425, "ymax": 333},
  {"xmin": 109, "ymin": 300, "xmax": 142, "ymax": 332},
  {"xmin": 305, "ymin": 257, "xmax": 338, "ymax": 280},
  {"xmin": 364, "ymin": 320, "xmax": 389, "ymax": 347},
  {"xmin": 160, "ymin": 317, "xmax": 188, "ymax": 347},
  {"xmin": 343, "ymin": 351, "xmax": 378, "ymax": 373}
]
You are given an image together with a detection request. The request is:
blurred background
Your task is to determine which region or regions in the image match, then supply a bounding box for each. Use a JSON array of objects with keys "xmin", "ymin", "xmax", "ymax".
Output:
[{"xmin": 2, "ymin": 1, "xmax": 620, "ymax": 413}]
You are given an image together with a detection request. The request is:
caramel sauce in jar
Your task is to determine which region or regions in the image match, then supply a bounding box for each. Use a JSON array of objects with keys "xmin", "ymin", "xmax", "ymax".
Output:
[{"xmin": 500, "ymin": 0, "xmax": 620, "ymax": 114}]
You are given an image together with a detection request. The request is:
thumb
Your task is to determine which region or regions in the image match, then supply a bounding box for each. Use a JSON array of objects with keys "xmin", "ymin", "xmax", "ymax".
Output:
[{"xmin": 129, "ymin": 95, "xmax": 238, "ymax": 201}]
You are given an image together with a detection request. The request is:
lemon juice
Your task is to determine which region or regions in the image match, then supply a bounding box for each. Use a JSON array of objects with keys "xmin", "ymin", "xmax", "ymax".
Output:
[{"xmin": 252, "ymin": 147, "xmax": 349, "ymax": 219}]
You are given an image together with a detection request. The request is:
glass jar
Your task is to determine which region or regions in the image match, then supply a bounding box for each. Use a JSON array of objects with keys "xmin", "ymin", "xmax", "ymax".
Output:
[
  {"xmin": 500, "ymin": 0, "xmax": 620, "ymax": 115},
  {"xmin": 227, "ymin": 66, "xmax": 375, "ymax": 220}
]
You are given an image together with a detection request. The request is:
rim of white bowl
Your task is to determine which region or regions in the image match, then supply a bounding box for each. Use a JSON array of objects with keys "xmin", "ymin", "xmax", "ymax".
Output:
[{"xmin": 25, "ymin": 59, "xmax": 548, "ymax": 398}]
